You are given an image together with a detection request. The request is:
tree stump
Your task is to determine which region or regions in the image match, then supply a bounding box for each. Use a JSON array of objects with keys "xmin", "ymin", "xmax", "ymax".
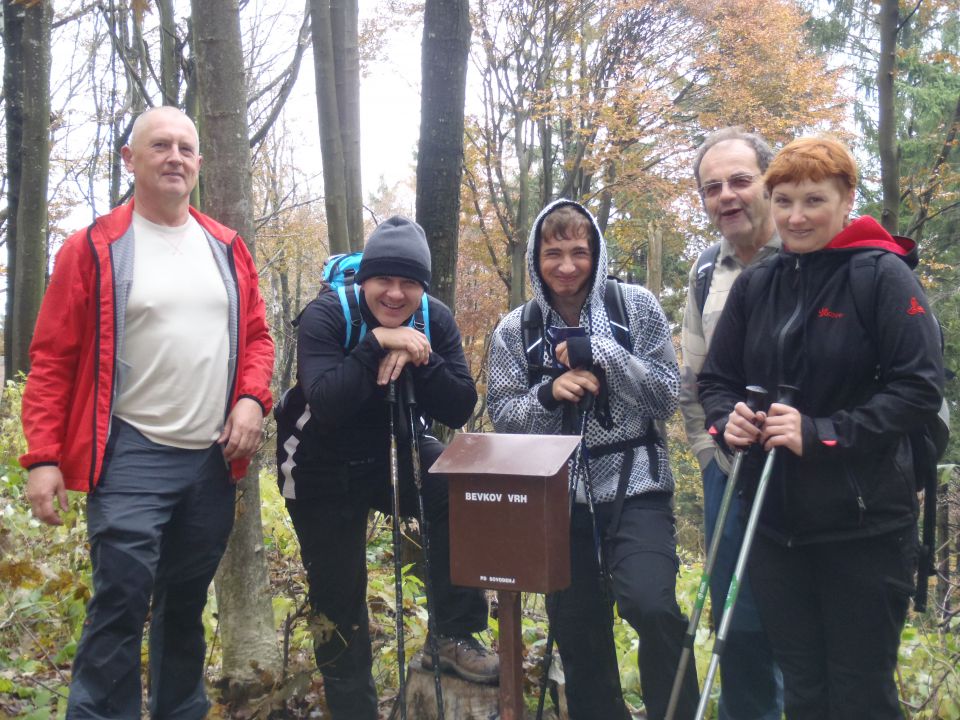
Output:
[{"xmin": 405, "ymin": 651, "xmax": 500, "ymax": 719}]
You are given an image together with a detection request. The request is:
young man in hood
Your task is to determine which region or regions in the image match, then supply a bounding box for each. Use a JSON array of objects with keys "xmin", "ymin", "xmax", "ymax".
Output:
[
  {"xmin": 275, "ymin": 216, "xmax": 497, "ymax": 719},
  {"xmin": 487, "ymin": 200, "xmax": 699, "ymax": 719}
]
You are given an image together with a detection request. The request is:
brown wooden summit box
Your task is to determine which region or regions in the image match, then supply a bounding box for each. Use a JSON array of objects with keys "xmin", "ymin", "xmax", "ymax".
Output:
[{"xmin": 429, "ymin": 432, "xmax": 580, "ymax": 594}]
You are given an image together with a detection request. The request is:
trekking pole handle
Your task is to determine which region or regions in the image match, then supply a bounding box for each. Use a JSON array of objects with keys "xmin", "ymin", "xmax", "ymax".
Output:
[
  {"xmin": 776, "ymin": 384, "xmax": 800, "ymax": 407},
  {"xmin": 387, "ymin": 379, "xmax": 398, "ymax": 406},
  {"xmin": 745, "ymin": 385, "xmax": 768, "ymax": 414},
  {"xmin": 403, "ymin": 368, "xmax": 417, "ymax": 407},
  {"xmin": 578, "ymin": 390, "xmax": 595, "ymax": 414}
]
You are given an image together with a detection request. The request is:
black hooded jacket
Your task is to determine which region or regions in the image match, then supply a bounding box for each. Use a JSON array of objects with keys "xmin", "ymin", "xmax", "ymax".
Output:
[
  {"xmin": 698, "ymin": 216, "xmax": 944, "ymax": 545},
  {"xmin": 275, "ymin": 289, "xmax": 477, "ymax": 501}
]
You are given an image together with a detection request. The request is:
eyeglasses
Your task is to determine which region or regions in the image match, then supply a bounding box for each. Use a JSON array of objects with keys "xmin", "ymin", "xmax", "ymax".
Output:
[{"xmin": 698, "ymin": 173, "xmax": 760, "ymax": 200}]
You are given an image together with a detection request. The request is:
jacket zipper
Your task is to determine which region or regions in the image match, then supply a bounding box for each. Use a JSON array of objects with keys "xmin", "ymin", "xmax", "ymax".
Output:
[
  {"xmin": 844, "ymin": 465, "xmax": 867, "ymax": 524},
  {"xmin": 776, "ymin": 255, "xmax": 805, "ymax": 539},
  {"xmin": 225, "ymin": 236, "xmax": 241, "ymax": 416},
  {"xmin": 87, "ymin": 227, "xmax": 103, "ymax": 492}
]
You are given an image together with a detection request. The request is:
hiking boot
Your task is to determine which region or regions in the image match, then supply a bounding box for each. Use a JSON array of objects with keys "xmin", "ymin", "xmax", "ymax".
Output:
[{"xmin": 421, "ymin": 634, "xmax": 500, "ymax": 684}]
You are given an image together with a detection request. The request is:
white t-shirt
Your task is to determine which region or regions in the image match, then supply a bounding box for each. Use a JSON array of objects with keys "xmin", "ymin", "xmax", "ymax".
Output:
[{"xmin": 113, "ymin": 212, "xmax": 230, "ymax": 449}]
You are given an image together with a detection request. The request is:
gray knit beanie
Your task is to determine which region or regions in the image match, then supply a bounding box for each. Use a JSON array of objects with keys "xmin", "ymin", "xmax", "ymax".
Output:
[{"xmin": 355, "ymin": 216, "xmax": 432, "ymax": 289}]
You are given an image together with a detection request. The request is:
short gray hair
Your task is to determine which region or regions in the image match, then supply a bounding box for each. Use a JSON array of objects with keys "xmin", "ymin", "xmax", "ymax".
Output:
[
  {"xmin": 128, "ymin": 106, "xmax": 200, "ymax": 150},
  {"xmin": 693, "ymin": 127, "xmax": 774, "ymax": 186}
]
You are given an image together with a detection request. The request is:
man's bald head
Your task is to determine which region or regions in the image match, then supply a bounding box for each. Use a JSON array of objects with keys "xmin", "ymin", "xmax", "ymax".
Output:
[
  {"xmin": 128, "ymin": 106, "xmax": 200, "ymax": 152},
  {"xmin": 121, "ymin": 106, "xmax": 202, "ymax": 225}
]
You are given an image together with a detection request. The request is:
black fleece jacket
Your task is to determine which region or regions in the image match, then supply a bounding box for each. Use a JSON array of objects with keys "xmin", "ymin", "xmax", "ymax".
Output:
[
  {"xmin": 698, "ymin": 216, "xmax": 943, "ymax": 545},
  {"xmin": 275, "ymin": 289, "xmax": 477, "ymax": 499}
]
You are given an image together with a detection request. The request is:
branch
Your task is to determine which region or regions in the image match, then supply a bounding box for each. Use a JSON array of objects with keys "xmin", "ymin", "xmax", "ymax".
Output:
[
  {"xmin": 52, "ymin": 2, "xmax": 98, "ymax": 29},
  {"xmin": 97, "ymin": 2, "xmax": 154, "ymax": 109},
  {"xmin": 248, "ymin": 1, "xmax": 311, "ymax": 149},
  {"xmin": 896, "ymin": 0, "xmax": 922, "ymax": 34},
  {"xmin": 253, "ymin": 195, "xmax": 323, "ymax": 231}
]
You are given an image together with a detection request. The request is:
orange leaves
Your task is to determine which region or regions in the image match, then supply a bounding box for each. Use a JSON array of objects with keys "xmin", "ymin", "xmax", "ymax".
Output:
[{"xmin": 683, "ymin": 0, "xmax": 847, "ymax": 142}]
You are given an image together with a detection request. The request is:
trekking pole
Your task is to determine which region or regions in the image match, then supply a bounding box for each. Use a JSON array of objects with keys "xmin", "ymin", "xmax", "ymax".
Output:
[
  {"xmin": 403, "ymin": 373, "xmax": 445, "ymax": 720},
  {"xmin": 387, "ymin": 381, "xmax": 407, "ymax": 720},
  {"xmin": 694, "ymin": 384, "xmax": 799, "ymax": 720},
  {"xmin": 536, "ymin": 393, "xmax": 594, "ymax": 720},
  {"xmin": 664, "ymin": 385, "xmax": 768, "ymax": 720}
]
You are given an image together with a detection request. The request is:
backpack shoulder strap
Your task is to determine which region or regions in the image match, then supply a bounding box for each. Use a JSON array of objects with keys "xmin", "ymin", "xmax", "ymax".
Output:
[
  {"xmin": 412, "ymin": 295, "xmax": 431, "ymax": 344},
  {"xmin": 343, "ymin": 287, "xmax": 432, "ymax": 352},
  {"xmin": 694, "ymin": 242, "xmax": 722, "ymax": 316},
  {"xmin": 603, "ymin": 277, "xmax": 631, "ymax": 351},
  {"xmin": 521, "ymin": 298, "xmax": 545, "ymax": 387},
  {"xmin": 846, "ymin": 250, "xmax": 885, "ymax": 335},
  {"xmin": 340, "ymin": 282, "xmax": 366, "ymax": 350}
]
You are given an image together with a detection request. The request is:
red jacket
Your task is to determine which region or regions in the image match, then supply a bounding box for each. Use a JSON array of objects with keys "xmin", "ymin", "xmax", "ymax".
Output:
[{"xmin": 19, "ymin": 202, "xmax": 275, "ymax": 490}]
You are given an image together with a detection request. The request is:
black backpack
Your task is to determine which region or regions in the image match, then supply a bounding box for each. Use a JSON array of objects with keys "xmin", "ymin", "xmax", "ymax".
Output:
[
  {"xmin": 693, "ymin": 243, "xmax": 722, "ymax": 316},
  {"xmin": 847, "ymin": 249, "xmax": 950, "ymax": 612},
  {"xmin": 521, "ymin": 277, "xmax": 631, "ymax": 386}
]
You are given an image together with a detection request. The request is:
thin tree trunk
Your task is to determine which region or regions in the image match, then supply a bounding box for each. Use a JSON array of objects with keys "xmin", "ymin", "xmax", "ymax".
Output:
[
  {"xmin": 596, "ymin": 162, "xmax": 615, "ymax": 235},
  {"xmin": 310, "ymin": 0, "xmax": 350, "ymax": 254},
  {"xmin": 509, "ymin": 236, "xmax": 526, "ymax": 309},
  {"xmin": 3, "ymin": 0, "xmax": 24, "ymax": 380},
  {"xmin": 416, "ymin": 0, "xmax": 471, "ymax": 311},
  {"xmin": 190, "ymin": 0, "xmax": 282, "ymax": 686},
  {"xmin": 511, "ymin": 128, "xmax": 531, "ymax": 310},
  {"xmin": 277, "ymin": 262, "xmax": 295, "ymax": 396},
  {"xmin": 11, "ymin": 0, "xmax": 51, "ymax": 376},
  {"xmin": 877, "ymin": 0, "xmax": 899, "ymax": 235},
  {"xmin": 157, "ymin": 0, "xmax": 179, "ymax": 106},
  {"xmin": 646, "ymin": 225, "xmax": 662, "ymax": 299},
  {"xmin": 331, "ymin": 0, "xmax": 363, "ymax": 251}
]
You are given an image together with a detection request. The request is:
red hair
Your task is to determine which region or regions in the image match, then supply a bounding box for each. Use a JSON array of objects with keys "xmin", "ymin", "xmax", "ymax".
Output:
[{"xmin": 764, "ymin": 137, "xmax": 857, "ymax": 193}]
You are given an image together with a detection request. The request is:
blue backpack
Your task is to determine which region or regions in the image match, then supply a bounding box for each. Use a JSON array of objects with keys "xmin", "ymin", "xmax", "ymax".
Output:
[{"xmin": 319, "ymin": 252, "xmax": 431, "ymax": 350}]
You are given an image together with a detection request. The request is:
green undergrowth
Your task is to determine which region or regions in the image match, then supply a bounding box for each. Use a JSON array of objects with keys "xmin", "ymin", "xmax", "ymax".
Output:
[{"xmin": 2, "ymin": 379, "xmax": 958, "ymax": 718}]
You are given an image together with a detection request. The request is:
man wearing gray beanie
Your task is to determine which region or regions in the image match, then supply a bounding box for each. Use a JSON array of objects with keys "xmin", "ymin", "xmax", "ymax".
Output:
[
  {"xmin": 355, "ymin": 215, "xmax": 433, "ymax": 290},
  {"xmin": 275, "ymin": 216, "xmax": 498, "ymax": 718}
]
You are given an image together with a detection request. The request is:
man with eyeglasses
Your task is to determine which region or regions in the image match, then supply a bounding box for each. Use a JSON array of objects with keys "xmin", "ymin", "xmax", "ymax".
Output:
[{"xmin": 679, "ymin": 127, "xmax": 784, "ymax": 720}]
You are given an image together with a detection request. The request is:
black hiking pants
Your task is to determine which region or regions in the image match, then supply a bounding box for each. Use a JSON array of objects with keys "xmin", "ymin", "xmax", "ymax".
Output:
[
  {"xmin": 548, "ymin": 492, "xmax": 699, "ymax": 720},
  {"xmin": 748, "ymin": 528, "xmax": 917, "ymax": 720},
  {"xmin": 67, "ymin": 419, "xmax": 235, "ymax": 720},
  {"xmin": 285, "ymin": 434, "xmax": 489, "ymax": 719}
]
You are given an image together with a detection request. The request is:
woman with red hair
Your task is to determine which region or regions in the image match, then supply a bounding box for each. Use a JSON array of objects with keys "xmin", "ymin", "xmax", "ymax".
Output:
[{"xmin": 698, "ymin": 137, "xmax": 944, "ymax": 719}]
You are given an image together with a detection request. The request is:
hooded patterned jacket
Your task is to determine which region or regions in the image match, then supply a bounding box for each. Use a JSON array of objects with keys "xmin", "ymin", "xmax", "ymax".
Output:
[{"xmin": 487, "ymin": 199, "xmax": 680, "ymax": 503}]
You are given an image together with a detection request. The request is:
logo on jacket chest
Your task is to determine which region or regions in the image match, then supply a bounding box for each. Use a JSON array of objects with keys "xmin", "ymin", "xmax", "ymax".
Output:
[{"xmin": 817, "ymin": 306, "xmax": 845, "ymax": 319}]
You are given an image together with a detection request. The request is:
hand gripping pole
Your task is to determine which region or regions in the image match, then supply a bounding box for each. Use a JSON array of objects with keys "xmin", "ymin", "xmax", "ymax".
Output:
[
  {"xmin": 664, "ymin": 385, "xmax": 768, "ymax": 720},
  {"xmin": 693, "ymin": 384, "xmax": 799, "ymax": 720}
]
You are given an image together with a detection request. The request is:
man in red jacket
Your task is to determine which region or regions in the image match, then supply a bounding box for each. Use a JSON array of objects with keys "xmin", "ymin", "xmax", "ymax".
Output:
[{"xmin": 20, "ymin": 106, "xmax": 274, "ymax": 719}]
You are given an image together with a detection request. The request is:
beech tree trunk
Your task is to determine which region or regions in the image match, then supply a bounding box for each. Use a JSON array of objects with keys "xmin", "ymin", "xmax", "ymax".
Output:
[
  {"xmin": 3, "ymin": 0, "xmax": 24, "ymax": 380},
  {"xmin": 416, "ymin": 0, "xmax": 471, "ymax": 311},
  {"xmin": 331, "ymin": 0, "xmax": 363, "ymax": 250},
  {"xmin": 310, "ymin": 0, "xmax": 350, "ymax": 254},
  {"xmin": 646, "ymin": 226, "xmax": 662, "ymax": 299},
  {"xmin": 190, "ymin": 0, "xmax": 281, "ymax": 686},
  {"xmin": 11, "ymin": 0, "xmax": 51, "ymax": 376},
  {"xmin": 877, "ymin": 0, "xmax": 899, "ymax": 235},
  {"xmin": 157, "ymin": 0, "xmax": 179, "ymax": 106}
]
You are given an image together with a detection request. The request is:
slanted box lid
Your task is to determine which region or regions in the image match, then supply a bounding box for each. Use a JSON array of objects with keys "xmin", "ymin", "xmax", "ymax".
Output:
[{"xmin": 429, "ymin": 433, "xmax": 580, "ymax": 478}]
